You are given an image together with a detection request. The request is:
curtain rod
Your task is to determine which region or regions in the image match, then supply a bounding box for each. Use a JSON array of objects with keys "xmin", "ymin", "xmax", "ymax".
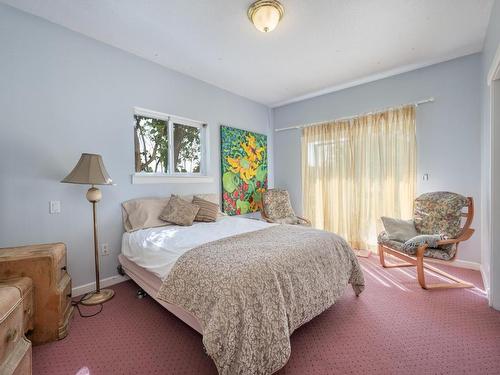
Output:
[{"xmin": 274, "ymin": 97, "xmax": 435, "ymax": 133}]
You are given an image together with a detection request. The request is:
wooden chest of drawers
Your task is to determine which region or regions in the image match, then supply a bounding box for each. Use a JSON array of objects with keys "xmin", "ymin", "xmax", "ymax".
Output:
[
  {"xmin": 0, "ymin": 277, "xmax": 33, "ymax": 375},
  {"xmin": 0, "ymin": 243, "xmax": 74, "ymax": 345}
]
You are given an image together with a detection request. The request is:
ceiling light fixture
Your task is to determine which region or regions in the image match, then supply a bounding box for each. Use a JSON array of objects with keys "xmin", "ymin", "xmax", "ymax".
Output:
[{"xmin": 248, "ymin": 0, "xmax": 284, "ymax": 33}]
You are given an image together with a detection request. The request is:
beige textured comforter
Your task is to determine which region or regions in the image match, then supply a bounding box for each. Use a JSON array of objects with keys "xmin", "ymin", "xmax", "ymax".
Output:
[{"xmin": 157, "ymin": 225, "xmax": 365, "ymax": 375}]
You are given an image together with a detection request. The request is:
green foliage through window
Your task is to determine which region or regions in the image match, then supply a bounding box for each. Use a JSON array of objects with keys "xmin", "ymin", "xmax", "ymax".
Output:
[
  {"xmin": 134, "ymin": 115, "xmax": 168, "ymax": 173},
  {"xmin": 173, "ymin": 123, "xmax": 201, "ymax": 173},
  {"xmin": 134, "ymin": 113, "xmax": 204, "ymax": 174}
]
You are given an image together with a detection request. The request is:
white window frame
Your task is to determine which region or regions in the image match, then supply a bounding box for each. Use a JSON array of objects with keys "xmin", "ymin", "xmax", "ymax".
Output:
[{"xmin": 132, "ymin": 107, "xmax": 213, "ymax": 184}]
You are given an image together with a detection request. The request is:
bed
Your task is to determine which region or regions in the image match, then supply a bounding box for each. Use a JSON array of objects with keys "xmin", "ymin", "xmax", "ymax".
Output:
[
  {"xmin": 119, "ymin": 211, "xmax": 364, "ymax": 375},
  {"xmin": 119, "ymin": 216, "xmax": 273, "ymax": 334}
]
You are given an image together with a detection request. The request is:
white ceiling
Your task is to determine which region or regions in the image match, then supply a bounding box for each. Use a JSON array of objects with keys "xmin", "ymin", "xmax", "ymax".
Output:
[{"xmin": 2, "ymin": 0, "xmax": 494, "ymax": 107}]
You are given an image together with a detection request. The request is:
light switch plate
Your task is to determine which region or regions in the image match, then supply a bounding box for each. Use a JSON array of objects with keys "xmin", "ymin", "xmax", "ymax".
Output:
[{"xmin": 49, "ymin": 200, "xmax": 61, "ymax": 214}]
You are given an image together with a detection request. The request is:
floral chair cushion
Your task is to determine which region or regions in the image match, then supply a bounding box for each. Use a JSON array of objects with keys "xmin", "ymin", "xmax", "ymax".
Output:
[
  {"xmin": 263, "ymin": 189, "xmax": 296, "ymax": 221},
  {"xmin": 262, "ymin": 189, "xmax": 310, "ymax": 226},
  {"xmin": 378, "ymin": 232, "xmax": 456, "ymax": 261},
  {"xmin": 414, "ymin": 191, "xmax": 469, "ymax": 238}
]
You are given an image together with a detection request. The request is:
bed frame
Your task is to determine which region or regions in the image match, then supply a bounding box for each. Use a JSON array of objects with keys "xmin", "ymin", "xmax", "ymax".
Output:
[{"xmin": 118, "ymin": 254, "xmax": 203, "ymax": 334}]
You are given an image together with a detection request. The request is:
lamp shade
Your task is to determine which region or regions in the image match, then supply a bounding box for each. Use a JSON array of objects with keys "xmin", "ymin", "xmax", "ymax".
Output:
[{"xmin": 61, "ymin": 153, "xmax": 112, "ymax": 185}]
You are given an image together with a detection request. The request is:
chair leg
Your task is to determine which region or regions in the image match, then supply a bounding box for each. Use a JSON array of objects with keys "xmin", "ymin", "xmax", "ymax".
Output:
[
  {"xmin": 416, "ymin": 245, "xmax": 474, "ymax": 290},
  {"xmin": 416, "ymin": 246, "xmax": 428, "ymax": 289},
  {"xmin": 378, "ymin": 244, "xmax": 386, "ymax": 267},
  {"xmin": 379, "ymin": 244, "xmax": 414, "ymax": 268}
]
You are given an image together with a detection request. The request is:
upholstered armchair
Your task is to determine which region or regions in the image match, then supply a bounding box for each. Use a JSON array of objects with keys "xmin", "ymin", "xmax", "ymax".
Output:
[
  {"xmin": 261, "ymin": 189, "xmax": 311, "ymax": 226},
  {"xmin": 378, "ymin": 192, "xmax": 474, "ymax": 290}
]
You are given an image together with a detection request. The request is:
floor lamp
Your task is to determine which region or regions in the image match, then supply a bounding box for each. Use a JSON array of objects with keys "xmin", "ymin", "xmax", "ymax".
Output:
[{"xmin": 62, "ymin": 153, "xmax": 115, "ymax": 305}]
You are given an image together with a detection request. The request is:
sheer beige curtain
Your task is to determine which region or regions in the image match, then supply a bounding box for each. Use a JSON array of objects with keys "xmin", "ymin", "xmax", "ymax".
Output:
[{"xmin": 301, "ymin": 105, "xmax": 416, "ymax": 251}]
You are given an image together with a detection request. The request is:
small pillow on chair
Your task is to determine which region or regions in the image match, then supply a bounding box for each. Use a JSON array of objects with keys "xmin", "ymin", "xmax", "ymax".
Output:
[
  {"xmin": 381, "ymin": 217, "xmax": 418, "ymax": 242},
  {"xmin": 160, "ymin": 196, "xmax": 200, "ymax": 226},
  {"xmin": 402, "ymin": 234, "xmax": 447, "ymax": 252}
]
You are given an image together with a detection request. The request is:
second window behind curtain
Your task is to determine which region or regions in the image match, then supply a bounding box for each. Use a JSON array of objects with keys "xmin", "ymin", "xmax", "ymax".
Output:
[{"xmin": 301, "ymin": 105, "xmax": 416, "ymax": 251}]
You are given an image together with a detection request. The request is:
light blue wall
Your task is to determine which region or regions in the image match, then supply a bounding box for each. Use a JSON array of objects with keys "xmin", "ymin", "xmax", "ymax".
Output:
[
  {"xmin": 480, "ymin": 0, "xmax": 500, "ymax": 307},
  {"xmin": 273, "ymin": 54, "xmax": 482, "ymax": 264},
  {"xmin": 0, "ymin": 4, "xmax": 272, "ymax": 288}
]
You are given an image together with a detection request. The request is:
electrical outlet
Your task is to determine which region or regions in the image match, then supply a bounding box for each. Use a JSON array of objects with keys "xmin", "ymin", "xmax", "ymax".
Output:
[
  {"xmin": 49, "ymin": 201, "xmax": 61, "ymax": 214},
  {"xmin": 101, "ymin": 243, "xmax": 110, "ymax": 256}
]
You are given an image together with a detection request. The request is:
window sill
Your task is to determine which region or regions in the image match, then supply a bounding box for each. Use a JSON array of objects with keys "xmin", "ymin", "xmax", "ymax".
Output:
[{"xmin": 132, "ymin": 174, "xmax": 214, "ymax": 184}]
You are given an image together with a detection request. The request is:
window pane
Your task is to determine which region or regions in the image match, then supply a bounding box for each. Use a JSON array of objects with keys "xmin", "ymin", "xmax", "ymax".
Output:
[
  {"xmin": 134, "ymin": 115, "xmax": 168, "ymax": 173},
  {"xmin": 173, "ymin": 123, "xmax": 201, "ymax": 173}
]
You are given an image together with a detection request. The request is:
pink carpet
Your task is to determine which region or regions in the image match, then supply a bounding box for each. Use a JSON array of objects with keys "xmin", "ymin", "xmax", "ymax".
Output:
[{"xmin": 33, "ymin": 257, "xmax": 500, "ymax": 375}]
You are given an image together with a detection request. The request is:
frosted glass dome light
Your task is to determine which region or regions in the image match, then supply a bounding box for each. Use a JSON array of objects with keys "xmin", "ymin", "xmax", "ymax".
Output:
[{"xmin": 248, "ymin": 0, "xmax": 284, "ymax": 33}]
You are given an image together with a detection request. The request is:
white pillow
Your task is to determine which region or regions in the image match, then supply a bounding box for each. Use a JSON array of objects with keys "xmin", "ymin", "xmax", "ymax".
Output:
[
  {"xmin": 381, "ymin": 217, "xmax": 418, "ymax": 242},
  {"xmin": 121, "ymin": 197, "xmax": 171, "ymax": 232}
]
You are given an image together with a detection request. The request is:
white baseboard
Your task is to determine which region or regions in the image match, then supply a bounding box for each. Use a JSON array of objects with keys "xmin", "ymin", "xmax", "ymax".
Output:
[
  {"xmin": 480, "ymin": 265, "xmax": 491, "ymax": 302},
  {"xmin": 432, "ymin": 258, "xmax": 481, "ymax": 271},
  {"xmin": 72, "ymin": 274, "xmax": 130, "ymax": 297}
]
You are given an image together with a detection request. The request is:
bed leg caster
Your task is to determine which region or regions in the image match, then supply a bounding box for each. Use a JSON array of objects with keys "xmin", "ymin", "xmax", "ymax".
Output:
[
  {"xmin": 117, "ymin": 264, "xmax": 125, "ymax": 276},
  {"xmin": 136, "ymin": 289, "xmax": 147, "ymax": 299}
]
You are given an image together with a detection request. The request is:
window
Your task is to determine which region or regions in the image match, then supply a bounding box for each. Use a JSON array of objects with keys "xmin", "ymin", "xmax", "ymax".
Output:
[{"xmin": 133, "ymin": 108, "xmax": 208, "ymax": 182}]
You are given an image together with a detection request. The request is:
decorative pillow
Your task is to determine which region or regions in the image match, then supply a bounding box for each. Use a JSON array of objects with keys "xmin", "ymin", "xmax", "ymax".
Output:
[
  {"xmin": 402, "ymin": 234, "xmax": 447, "ymax": 253},
  {"xmin": 179, "ymin": 193, "xmax": 226, "ymax": 217},
  {"xmin": 160, "ymin": 195, "xmax": 200, "ymax": 226},
  {"xmin": 121, "ymin": 197, "xmax": 171, "ymax": 232},
  {"xmin": 263, "ymin": 189, "xmax": 295, "ymax": 220},
  {"xmin": 381, "ymin": 217, "xmax": 418, "ymax": 242},
  {"xmin": 192, "ymin": 196, "xmax": 219, "ymax": 222}
]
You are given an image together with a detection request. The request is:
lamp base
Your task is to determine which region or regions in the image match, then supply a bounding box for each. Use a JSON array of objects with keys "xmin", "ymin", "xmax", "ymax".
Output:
[{"xmin": 81, "ymin": 289, "xmax": 115, "ymax": 305}]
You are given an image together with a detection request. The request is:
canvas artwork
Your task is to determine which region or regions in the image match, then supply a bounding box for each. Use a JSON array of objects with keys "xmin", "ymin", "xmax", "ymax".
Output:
[{"xmin": 220, "ymin": 125, "xmax": 268, "ymax": 215}]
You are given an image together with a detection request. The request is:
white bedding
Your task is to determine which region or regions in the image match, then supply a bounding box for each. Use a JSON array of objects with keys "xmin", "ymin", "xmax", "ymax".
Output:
[{"xmin": 121, "ymin": 216, "xmax": 273, "ymax": 279}]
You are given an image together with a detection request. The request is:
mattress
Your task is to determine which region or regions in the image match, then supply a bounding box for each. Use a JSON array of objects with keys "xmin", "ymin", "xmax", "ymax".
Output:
[{"xmin": 120, "ymin": 216, "xmax": 273, "ymax": 279}]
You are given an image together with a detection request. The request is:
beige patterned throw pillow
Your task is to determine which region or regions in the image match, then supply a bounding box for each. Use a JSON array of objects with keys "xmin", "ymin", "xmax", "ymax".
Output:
[
  {"xmin": 192, "ymin": 196, "xmax": 219, "ymax": 222},
  {"xmin": 159, "ymin": 195, "xmax": 200, "ymax": 226}
]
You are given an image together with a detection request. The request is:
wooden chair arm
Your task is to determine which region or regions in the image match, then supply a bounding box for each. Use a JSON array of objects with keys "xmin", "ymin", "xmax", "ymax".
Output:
[
  {"xmin": 435, "ymin": 239, "xmax": 459, "ymax": 246},
  {"xmin": 436, "ymin": 228, "xmax": 474, "ymax": 246}
]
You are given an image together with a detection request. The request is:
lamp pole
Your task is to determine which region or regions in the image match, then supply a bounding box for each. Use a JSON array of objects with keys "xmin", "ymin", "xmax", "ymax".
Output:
[{"xmin": 81, "ymin": 186, "xmax": 114, "ymax": 305}]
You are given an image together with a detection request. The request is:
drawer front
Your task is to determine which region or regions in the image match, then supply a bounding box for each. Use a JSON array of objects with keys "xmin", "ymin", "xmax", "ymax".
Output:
[
  {"xmin": 56, "ymin": 253, "xmax": 68, "ymax": 283},
  {"xmin": 58, "ymin": 274, "xmax": 72, "ymax": 318},
  {"xmin": 0, "ymin": 336, "xmax": 31, "ymax": 375},
  {"xmin": 12, "ymin": 337, "xmax": 31, "ymax": 375},
  {"xmin": 0, "ymin": 303, "xmax": 23, "ymax": 365},
  {"xmin": 58, "ymin": 304, "xmax": 74, "ymax": 340},
  {"xmin": 22, "ymin": 289, "xmax": 34, "ymax": 333}
]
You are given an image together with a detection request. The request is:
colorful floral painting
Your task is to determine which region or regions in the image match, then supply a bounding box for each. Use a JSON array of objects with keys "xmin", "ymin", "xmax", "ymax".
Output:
[{"xmin": 220, "ymin": 125, "xmax": 268, "ymax": 215}]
